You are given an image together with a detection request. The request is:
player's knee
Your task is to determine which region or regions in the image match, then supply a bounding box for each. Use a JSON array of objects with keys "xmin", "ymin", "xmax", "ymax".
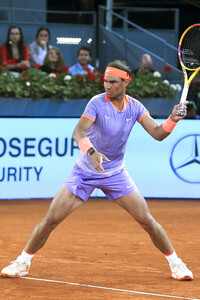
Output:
[
  {"xmin": 40, "ymin": 216, "xmax": 58, "ymax": 232},
  {"xmin": 139, "ymin": 215, "xmax": 158, "ymax": 234}
]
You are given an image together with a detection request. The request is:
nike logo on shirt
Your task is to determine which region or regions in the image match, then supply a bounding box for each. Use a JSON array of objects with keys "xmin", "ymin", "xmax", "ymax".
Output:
[
  {"xmin": 105, "ymin": 115, "xmax": 111, "ymax": 119},
  {"xmin": 127, "ymin": 185, "xmax": 133, "ymax": 188}
]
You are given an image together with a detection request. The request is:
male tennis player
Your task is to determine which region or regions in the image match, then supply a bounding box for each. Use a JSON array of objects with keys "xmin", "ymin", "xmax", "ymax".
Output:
[{"xmin": 1, "ymin": 60, "xmax": 193, "ymax": 281}]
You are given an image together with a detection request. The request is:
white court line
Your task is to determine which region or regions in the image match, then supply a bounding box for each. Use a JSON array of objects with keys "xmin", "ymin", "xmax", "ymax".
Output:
[{"xmin": 22, "ymin": 276, "xmax": 199, "ymax": 300}]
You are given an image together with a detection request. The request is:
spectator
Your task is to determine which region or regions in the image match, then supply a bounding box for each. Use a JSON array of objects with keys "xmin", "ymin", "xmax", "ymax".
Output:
[
  {"xmin": 132, "ymin": 53, "xmax": 154, "ymax": 74},
  {"xmin": 0, "ymin": 25, "xmax": 30, "ymax": 72},
  {"xmin": 69, "ymin": 46, "xmax": 95, "ymax": 75},
  {"xmin": 184, "ymin": 101, "xmax": 196, "ymax": 119},
  {"xmin": 187, "ymin": 75, "xmax": 200, "ymax": 117},
  {"xmin": 29, "ymin": 27, "xmax": 53, "ymax": 67},
  {"xmin": 39, "ymin": 47, "xmax": 65, "ymax": 74},
  {"xmin": 194, "ymin": 82, "xmax": 200, "ymax": 117}
]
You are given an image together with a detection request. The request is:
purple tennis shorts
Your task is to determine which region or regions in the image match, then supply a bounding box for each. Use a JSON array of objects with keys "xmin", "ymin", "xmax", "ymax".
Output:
[{"xmin": 65, "ymin": 164, "xmax": 136, "ymax": 202}]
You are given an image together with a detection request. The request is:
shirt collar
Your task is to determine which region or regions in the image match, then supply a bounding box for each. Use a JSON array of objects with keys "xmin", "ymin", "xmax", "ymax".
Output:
[{"xmin": 105, "ymin": 94, "xmax": 131, "ymax": 103}]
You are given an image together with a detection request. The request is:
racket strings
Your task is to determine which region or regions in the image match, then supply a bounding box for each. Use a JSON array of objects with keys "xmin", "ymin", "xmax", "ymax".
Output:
[{"xmin": 181, "ymin": 26, "xmax": 200, "ymax": 69}]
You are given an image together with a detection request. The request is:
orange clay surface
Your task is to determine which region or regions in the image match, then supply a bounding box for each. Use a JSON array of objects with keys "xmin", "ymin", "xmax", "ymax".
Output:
[{"xmin": 0, "ymin": 198, "xmax": 200, "ymax": 300}]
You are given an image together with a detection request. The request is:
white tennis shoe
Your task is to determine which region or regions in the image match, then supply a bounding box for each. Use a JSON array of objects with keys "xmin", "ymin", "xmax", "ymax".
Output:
[
  {"xmin": 170, "ymin": 258, "xmax": 193, "ymax": 280},
  {"xmin": 1, "ymin": 256, "xmax": 30, "ymax": 278}
]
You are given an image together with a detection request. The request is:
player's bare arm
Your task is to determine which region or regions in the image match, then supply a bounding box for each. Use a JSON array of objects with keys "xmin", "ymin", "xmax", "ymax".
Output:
[
  {"xmin": 72, "ymin": 116, "xmax": 110, "ymax": 172},
  {"xmin": 140, "ymin": 101, "xmax": 188, "ymax": 141},
  {"xmin": 72, "ymin": 116, "xmax": 93, "ymax": 142}
]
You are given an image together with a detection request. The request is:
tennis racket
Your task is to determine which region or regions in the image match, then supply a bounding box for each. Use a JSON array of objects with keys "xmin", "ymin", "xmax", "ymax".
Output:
[{"xmin": 178, "ymin": 23, "xmax": 200, "ymax": 114}]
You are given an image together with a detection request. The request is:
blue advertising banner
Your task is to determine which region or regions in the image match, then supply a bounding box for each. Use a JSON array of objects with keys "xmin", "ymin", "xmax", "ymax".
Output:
[
  {"xmin": 0, "ymin": 118, "xmax": 199, "ymax": 199},
  {"xmin": 0, "ymin": 118, "xmax": 79, "ymax": 199},
  {"xmin": 125, "ymin": 119, "xmax": 200, "ymax": 199}
]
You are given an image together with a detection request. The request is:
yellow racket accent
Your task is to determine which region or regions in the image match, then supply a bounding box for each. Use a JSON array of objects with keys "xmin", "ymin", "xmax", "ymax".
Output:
[{"xmin": 178, "ymin": 24, "xmax": 200, "ymax": 105}]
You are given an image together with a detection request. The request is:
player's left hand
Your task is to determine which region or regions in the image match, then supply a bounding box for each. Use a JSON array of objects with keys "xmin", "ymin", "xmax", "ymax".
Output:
[
  {"xmin": 90, "ymin": 150, "xmax": 110, "ymax": 172},
  {"xmin": 171, "ymin": 101, "xmax": 188, "ymax": 122}
]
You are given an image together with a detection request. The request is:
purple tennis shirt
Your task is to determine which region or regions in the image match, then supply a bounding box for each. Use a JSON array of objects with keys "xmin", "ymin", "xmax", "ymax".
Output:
[{"xmin": 76, "ymin": 92, "xmax": 149, "ymax": 177}]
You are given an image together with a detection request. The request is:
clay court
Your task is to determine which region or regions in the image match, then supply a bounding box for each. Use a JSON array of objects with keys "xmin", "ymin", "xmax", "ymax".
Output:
[{"xmin": 0, "ymin": 197, "xmax": 200, "ymax": 300}]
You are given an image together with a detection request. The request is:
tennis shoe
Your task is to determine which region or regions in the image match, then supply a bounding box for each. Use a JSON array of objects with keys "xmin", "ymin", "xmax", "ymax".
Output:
[
  {"xmin": 170, "ymin": 258, "xmax": 193, "ymax": 280},
  {"xmin": 1, "ymin": 256, "xmax": 30, "ymax": 278}
]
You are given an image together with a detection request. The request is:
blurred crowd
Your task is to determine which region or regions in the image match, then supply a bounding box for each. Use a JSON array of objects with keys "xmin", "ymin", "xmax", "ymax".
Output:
[
  {"xmin": 0, "ymin": 25, "xmax": 95, "ymax": 75},
  {"xmin": 0, "ymin": 25, "xmax": 199, "ymax": 118},
  {"xmin": 132, "ymin": 53, "xmax": 200, "ymax": 118}
]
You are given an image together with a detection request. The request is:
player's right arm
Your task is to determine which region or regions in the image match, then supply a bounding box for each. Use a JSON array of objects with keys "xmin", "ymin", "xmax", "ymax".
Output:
[
  {"xmin": 72, "ymin": 116, "xmax": 110, "ymax": 172},
  {"xmin": 72, "ymin": 116, "xmax": 93, "ymax": 143}
]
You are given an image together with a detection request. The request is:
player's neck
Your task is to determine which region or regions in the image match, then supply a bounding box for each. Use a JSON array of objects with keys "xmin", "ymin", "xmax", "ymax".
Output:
[{"xmin": 110, "ymin": 95, "xmax": 125, "ymax": 111}]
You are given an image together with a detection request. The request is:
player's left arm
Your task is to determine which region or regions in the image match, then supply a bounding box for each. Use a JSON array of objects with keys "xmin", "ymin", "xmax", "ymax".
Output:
[{"xmin": 140, "ymin": 101, "xmax": 188, "ymax": 141}]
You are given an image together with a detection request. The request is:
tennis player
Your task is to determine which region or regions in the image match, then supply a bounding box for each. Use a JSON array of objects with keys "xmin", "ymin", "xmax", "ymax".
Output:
[{"xmin": 1, "ymin": 60, "xmax": 193, "ymax": 281}]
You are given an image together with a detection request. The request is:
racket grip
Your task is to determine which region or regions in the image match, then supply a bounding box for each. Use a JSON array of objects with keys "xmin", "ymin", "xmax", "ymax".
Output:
[
  {"xmin": 177, "ymin": 86, "xmax": 189, "ymax": 116},
  {"xmin": 180, "ymin": 86, "xmax": 189, "ymax": 104}
]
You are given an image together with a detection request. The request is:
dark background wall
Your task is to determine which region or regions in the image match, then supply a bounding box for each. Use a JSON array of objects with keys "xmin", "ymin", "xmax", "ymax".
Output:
[
  {"xmin": 0, "ymin": 1, "xmax": 199, "ymax": 75},
  {"xmin": 47, "ymin": 0, "xmax": 200, "ymax": 38}
]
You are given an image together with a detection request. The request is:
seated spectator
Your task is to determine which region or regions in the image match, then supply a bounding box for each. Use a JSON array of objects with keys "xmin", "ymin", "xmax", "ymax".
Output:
[
  {"xmin": 132, "ymin": 53, "xmax": 154, "ymax": 74},
  {"xmin": 0, "ymin": 25, "xmax": 30, "ymax": 72},
  {"xmin": 194, "ymin": 82, "xmax": 200, "ymax": 117},
  {"xmin": 188, "ymin": 75, "xmax": 200, "ymax": 117},
  {"xmin": 39, "ymin": 47, "xmax": 65, "ymax": 74},
  {"xmin": 29, "ymin": 27, "xmax": 53, "ymax": 67},
  {"xmin": 69, "ymin": 46, "xmax": 95, "ymax": 75},
  {"xmin": 184, "ymin": 101, "xmax": 196, "ymax": 119}
]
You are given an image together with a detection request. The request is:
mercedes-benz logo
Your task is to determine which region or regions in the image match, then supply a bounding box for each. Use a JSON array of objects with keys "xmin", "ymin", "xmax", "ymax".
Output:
[{"xmin": 170, "ymin": 134, "xmax": 200, "ymax": 184}]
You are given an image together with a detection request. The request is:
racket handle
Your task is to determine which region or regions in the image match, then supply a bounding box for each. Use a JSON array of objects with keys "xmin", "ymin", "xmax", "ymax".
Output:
[
  {"xmin": 180, "ymin": 86, "xmax": 189, "ymax": 104},
  {"xmin": 177, "ymin": 86, "xmax": 189, "ymax": 116}
]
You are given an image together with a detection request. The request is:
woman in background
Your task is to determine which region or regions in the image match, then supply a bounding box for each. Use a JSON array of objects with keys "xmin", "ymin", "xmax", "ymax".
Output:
[
  {"xmin": 29, "ymin": 27, "xmax": 53, "ymax": 67},
  {"xmin": 40, "ymin": 47, "xmax": 65, "ymax": 74},
  {"xmin": 0, "ymin": 26, "xmax": 30, "ymax": 72}
]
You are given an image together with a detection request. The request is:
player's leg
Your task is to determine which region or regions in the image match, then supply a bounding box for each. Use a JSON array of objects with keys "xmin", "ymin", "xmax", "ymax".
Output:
[
  {"xmin": 1, "ymin": 185, "xmax": 84, "ymax": 278},
  {"xmin": 116, "ymin": 188, "xmax": 173, "ymax": 253},
  {"xmin": 25, "ymin": 184, "xmax": 84, "ymax": 254},
  {"xmin": 115, "ymin": 188, "xmax": 193, "ymax": 280}
]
